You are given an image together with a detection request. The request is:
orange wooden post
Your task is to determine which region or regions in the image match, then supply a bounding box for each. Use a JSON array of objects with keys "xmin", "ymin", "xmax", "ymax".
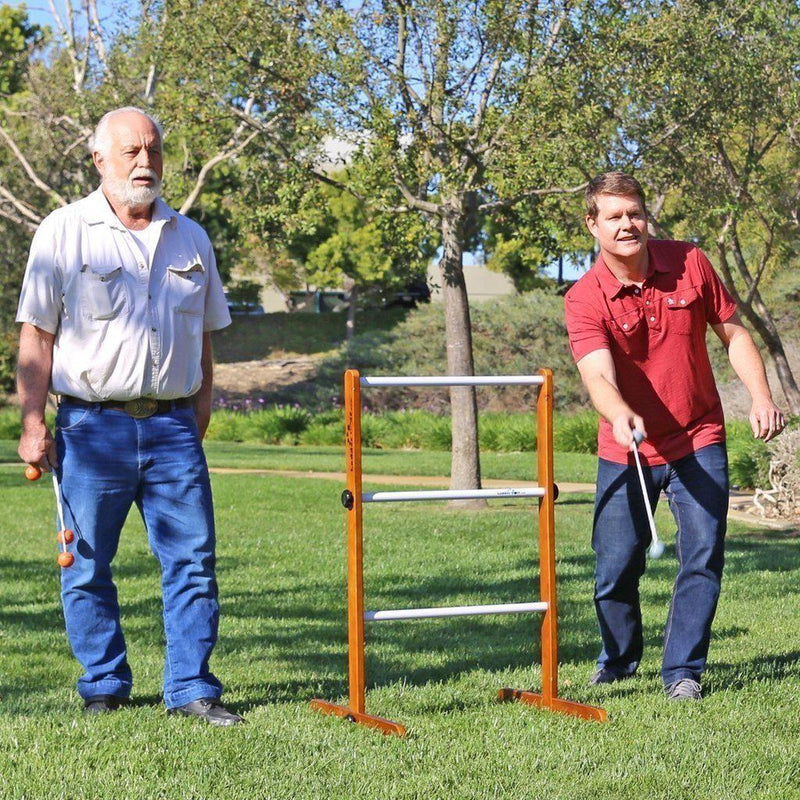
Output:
[
  {"xmin": 310, "ymin": 369, "xmax": 407, "ymax": 736},
  {"xmin": 344, "ymin": 369, "xmax": 366, "ymax": 715},
  {"xmin": 498, "ymin": 370, "xmax": 606, "ymax": 722},
  {"xmin": 537, "ymin": 368, "xmax": 558, "ymax": 706}
]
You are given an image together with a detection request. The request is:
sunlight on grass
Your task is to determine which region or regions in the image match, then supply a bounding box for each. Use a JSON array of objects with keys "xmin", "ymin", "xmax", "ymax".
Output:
[{"xmin": 0, "ymin": 448, "xmax": 798, "ymax": 799}]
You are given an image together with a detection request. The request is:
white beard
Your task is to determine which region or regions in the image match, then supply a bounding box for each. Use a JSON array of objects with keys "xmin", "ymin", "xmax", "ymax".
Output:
[{"xmin": 104, "ymin": 169, "xmax": 162, "ymax": 208}]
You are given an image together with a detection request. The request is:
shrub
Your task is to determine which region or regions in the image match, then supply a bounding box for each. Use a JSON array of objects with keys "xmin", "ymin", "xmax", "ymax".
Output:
[
  {"xmin": 554, "ymin": 410, "xmax": 598, "ymax": 454},
  {"xmin": 0, "ymin": 330, "xmax": 17, "ymax": 395},
  {"xmin": 240, "ymin": 406, "xmax": 310, "ymax": 444},
  {"xmin": 0, "ymin": 407, "xmax": 22, "ymax": 439},
  {"xmin": 300, "ymin": 420, "xmax": 344, "ymax": 446},
  {"xmin": 726, "ymin": 419, "xmax": 770, "ymax": 489},
  {"xmin": 314, "ymin": 290, "xmax": 588, "ymax": 414},
  {"xmin": 480, "ymin": 412, "xmax": 536, "ymax": 452},
  {"xmin": 205, "ymin": 411, "xmax": 245, "ymax": 442}
]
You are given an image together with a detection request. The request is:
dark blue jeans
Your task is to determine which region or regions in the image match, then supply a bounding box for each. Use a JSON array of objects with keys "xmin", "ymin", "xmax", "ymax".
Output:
[
  {"xmin": 592, "ymin": 443, "xmax": 728, "ymax": 686},
  {"xmin": 55, "ymin": 402, "xmax": 223, "ymax": 707}
]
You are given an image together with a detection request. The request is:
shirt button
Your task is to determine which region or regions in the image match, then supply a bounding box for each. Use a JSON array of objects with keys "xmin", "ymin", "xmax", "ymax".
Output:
[
  {"xmin": 622, "ymin": 323, "xmax": 629, "ymax": 330},
  {"xmin": 645, "ymin": 300, "xmax": 650, "ymax": 305},
  {"xmin": 151, "ymin": 327, "xmax": 157, "ymax": 332},
  {"xmin": 634, "ymin": 289, "xmax": 640, "ymax": 295},
  {"xmin": 650, "ymin": 316, "xmax": 656, "ymax": 322},
  {"xmin": 667, "ymin": 298, "xmax": 674, "ymax": 305},
  {"xmin": 680, "ymin": 299, "xmax": 686, "ymax": 305}
]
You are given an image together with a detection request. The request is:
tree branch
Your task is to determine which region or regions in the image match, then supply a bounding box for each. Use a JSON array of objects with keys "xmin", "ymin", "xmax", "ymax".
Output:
[
  {"xmin": 478, "ymin": 180, "xmax": 587, "ymax": 212},
  {"xmin": 178, "ymin": 129, "xmax": 262, "ymax": 215},
  {"xmin": 0, "ymin": 126, "xmax": 68, "ymax": 207},
  {"xmin": 0, "ymin": 184, "xmax": 44, "ymax": 227}
]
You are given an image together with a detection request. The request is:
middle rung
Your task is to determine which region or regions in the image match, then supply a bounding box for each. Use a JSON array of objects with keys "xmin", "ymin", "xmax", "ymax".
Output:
[
  {"xmin": 363, "ymin": 487, "xmax": 546, "ymax": 503},
  {"xmin": 364, "ymin": 601, "xmax": 548, "ymax": 621}
]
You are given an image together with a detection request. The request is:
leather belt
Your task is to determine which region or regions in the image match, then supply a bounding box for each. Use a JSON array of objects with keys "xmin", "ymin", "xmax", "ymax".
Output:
[{"xmin": 59, "ymin": 395, "xmax": 194, "ymax": 419}]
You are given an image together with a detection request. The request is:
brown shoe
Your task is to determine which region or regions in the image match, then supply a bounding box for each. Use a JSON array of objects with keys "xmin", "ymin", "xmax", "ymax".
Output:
[{"xmin": 168, "ymin": 698, "xmax": 244, "ymax": 726}]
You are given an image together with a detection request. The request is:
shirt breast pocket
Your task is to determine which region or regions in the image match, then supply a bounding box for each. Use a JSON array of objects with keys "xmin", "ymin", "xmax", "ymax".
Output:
[
  {"xmin": 609, "ymin": 308, "xmax": 646, "ymax": 358},
  {"xmin": 663, "ymin": 288, "xmax": 699, "ymax": 336},
  {"xmin": 167, "ymin": 262, "xmax": 206, "ymax": 316},
  {"xmin": 81, "ymin": 264, "xmax": 128, "ymax": 320}
]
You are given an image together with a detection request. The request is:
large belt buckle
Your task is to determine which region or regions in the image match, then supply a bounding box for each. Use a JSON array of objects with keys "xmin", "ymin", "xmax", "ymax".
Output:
[{"xmin": 124, "ymin": 398, "xmax": 159, "ymax": 419}]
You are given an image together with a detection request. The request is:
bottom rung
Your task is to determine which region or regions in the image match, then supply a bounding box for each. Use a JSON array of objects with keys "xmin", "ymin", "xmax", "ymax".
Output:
[{"xmin": 365, "ymin": 601, "xmax": 548, "ymax": 621}]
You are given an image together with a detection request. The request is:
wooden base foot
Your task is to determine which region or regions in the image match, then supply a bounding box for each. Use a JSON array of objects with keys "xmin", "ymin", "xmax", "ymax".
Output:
[
  {"xmin": 497, "ymin": 688, "xmax": 607, "ymax": 722},
  {"xmin": 310, "ymin": 699, "xmax": 408, "ymax": 736}
]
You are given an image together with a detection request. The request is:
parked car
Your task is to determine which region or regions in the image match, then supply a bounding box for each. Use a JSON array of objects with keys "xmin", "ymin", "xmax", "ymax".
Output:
[{"xmin": 225, "ymin": 295, "xmax": 266, "ymax": 316}]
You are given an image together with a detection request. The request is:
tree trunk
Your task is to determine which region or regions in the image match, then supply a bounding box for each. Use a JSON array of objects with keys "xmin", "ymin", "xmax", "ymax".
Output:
[
  {"xmin": 439, "ymin": 202, "xmax": 483, "ymax": 501},
  {"xmin": 716, "ymin": 237, "xmax": 800, "ymax": 415},
  {"xmin": 344, "ymin": 278, "xmax": 357, "ymax": 342}
]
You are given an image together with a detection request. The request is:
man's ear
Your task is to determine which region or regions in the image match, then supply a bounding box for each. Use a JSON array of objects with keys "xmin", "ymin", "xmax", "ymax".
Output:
[
  {"xmin": 92, "ymin": 151, "xmax": 104, "ymax": 175},
  {"xmin": 585, "ymin": 214, "xmax": 598, "ymax": 238}
]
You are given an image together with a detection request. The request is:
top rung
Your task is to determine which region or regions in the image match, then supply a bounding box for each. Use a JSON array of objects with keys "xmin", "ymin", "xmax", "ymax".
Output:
[{"xmin": 360, "ymin": 375, "xmax": 545, "ymax": 387}]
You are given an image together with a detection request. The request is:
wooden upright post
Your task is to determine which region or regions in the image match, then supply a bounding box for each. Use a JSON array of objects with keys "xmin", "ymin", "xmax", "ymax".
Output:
[
  {"xmin": 310, "ymin": 369, "xmax": 406, "ymax": 736},
  {"xmin": 498, "ymin": 370, "xmax": 606, "ymax": 722},
  {"xmin": 537, "ymin": 368, "xmax": 558, "ymax": 705},
  {"xmin": 344, "ymin": 369, "xmax": 366, "ymax": 715}
]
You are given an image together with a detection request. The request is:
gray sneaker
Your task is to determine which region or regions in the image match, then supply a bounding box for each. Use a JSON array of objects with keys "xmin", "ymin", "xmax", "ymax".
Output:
[{"xmin": 665, "ymin": 678, "xmax": 702, "ymax": 701}]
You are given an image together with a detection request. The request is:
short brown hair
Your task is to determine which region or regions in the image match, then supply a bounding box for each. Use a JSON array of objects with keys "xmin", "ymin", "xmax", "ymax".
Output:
[{"xmin": 585, "ymin": 172, "xmax": 647, "ymax": 219}]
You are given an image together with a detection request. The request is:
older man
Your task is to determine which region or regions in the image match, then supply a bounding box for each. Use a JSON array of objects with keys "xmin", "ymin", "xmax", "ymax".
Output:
[
  {"xmin": 564, "ymin": 172, "xmax": 785, "ymax": 700},
  {"xmin": 16, "ymin": 107, "xmax": 242, "ymax": 725}
]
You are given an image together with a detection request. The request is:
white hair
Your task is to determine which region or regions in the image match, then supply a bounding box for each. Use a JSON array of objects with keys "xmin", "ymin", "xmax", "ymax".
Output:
[{"xmin": 91, "ymin": 107, "xmax": 164, "ymax": 156}]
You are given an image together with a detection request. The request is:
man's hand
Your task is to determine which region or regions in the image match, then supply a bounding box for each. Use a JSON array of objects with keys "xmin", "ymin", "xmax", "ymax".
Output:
[
  {"xmin": 611, "ymin": 412, "xmax": 647, "ymax": 450},
  {"xmin": 749, "ymin": 397, "xmax": 786, "ymax": 442},
  {"xmin": 18, "ymin": 421, "xmax": 57, "ymax": 472}
]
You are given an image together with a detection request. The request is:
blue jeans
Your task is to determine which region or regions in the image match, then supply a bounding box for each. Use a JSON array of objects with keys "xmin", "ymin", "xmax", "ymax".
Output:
[
  {"xmin": 55, "ymin": 402, "xmax": 223, "ymax": 708},
  {"xmin": 592, "ymin": 443, "xmax": 728, "ymax": 686}
]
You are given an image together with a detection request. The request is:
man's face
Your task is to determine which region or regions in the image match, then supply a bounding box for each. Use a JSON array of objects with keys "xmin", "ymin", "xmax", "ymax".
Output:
[
  {"xmin": 94, "ymin": 112, "xmax": 163, "ymax": 209},
  {"xmin": 586, "ymin": 193, "xmax": 648, "ymax": 263}
]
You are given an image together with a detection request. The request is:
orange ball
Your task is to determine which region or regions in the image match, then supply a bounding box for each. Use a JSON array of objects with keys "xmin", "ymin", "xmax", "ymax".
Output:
[
  {"xmin": 57, "ymin": 529, "xmax": 75, "ymax": 545},
  {"xmin": 57, "ymin": 552, "xmax": 74, "ymax": 568},
  {"xmin": 25, "ymin": 465, "xmax": 42, "ymax": 481}
]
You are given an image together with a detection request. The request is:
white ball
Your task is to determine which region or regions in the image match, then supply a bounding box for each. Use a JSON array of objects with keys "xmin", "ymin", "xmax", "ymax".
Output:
[{"xmin": 649, "ymin": 539, "xmax": 665, "ymax": 559}]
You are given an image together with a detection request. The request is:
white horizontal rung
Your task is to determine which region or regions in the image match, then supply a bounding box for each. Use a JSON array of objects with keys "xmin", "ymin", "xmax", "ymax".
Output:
[
  {"xmin": 365, "ymin": 601, "xmax": 548, "ymax": 621},
  {"xmin": 363, "ymin": 487, "xmax": 545, "ymax": 502},
  {"xmin": 360, "ymin": 375, "xmax": 544, "ymax": 387}
]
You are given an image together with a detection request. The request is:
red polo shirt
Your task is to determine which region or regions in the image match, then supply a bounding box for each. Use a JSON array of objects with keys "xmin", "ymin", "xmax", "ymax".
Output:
[{"xmin": 564, "ymin": 240, "xmax": 737, "ymax": 465}]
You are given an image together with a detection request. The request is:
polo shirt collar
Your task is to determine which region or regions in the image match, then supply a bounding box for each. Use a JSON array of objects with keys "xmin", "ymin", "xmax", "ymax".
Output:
[
  {"xmin": 83, "ymin": 187, "xmax": 178, "ymax": 230},
  {"xmin": 593, "ymin": 242, "xmax": 671, "ymax": 300}
]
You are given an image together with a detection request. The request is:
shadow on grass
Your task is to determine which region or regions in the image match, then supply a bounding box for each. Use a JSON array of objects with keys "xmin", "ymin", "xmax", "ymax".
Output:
[{"xmin": 4, "ymin": 526, "xmax": 800, "ymax": 715}]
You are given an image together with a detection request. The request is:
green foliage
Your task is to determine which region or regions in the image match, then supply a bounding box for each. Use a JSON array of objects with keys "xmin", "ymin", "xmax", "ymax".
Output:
[
  {"xmin": 0, "ymin": 327, "xmax": 17, "ymax": 394},
  {"xmin": 204, "ymin": 411, "xmax": 245, "ymax": 442},
  {"xmin": 553, "ymin": 410, "xmax": 599, "ymax": 455},
  {"xmin": 480, "ymin": 413, "xmax": 537, "ymax": 452},
  {"xmin": 726, "ymin": 420, "xmax": 771, "ymax": 490},
  {"xmin": 0, "ymin": 4, "xmax": 43, "ymax": 95},
  {"xmin": 313, "ymin": 291, "xmax": 587, "ymax": 413}
]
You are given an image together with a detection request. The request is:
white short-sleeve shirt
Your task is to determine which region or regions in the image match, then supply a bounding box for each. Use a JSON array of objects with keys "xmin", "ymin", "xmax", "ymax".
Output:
[{"xmin": 16, "ymin": 188, "xmax": 232, "ymax": 401}]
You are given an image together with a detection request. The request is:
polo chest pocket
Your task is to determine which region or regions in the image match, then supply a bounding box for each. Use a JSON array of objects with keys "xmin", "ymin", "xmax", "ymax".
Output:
[
  {"xmin": 167, "ymin": 262, "xmax": 206, "ymax": 316},
  {"xmin": 81, "ymin": 264, "xmax": 128, "ymax": 320},
  {"xmin": 663, "ymin": 288, "xmax": 699, "ymax": 335},
  {"xmin": 609, "ymin": 308, "xmax": 646, "ymax": 357}
]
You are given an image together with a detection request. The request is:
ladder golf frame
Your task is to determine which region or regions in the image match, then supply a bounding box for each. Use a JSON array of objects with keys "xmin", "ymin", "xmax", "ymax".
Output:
[{"xmin": 310, "ymin": 369, "xmax": 606, "ymax": 735}]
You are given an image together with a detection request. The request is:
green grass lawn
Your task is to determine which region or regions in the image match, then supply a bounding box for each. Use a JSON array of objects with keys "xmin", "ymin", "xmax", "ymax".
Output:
[{"xmin": 0, "ymin": 446, "xmax": 799, "ymax": 799}]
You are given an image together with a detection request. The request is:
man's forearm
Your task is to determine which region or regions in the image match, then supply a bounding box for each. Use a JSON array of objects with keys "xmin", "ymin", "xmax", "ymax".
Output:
[
  {"xmin": 18, "ymin": 323, "xmax": 54, "ymax": 423},
  {"xmin": 17, "ymin": 323, "xmax": 57, "ymax": 467},
  {"xmin": 726, "ymin": 329, "xmax": 773, "ymax": 402},
  {"xmin": 194, "ymin": 332, "xmax": 214, "ymax": 438},
  {"xmin": 584, "ymin": 373, "xmax": 634, "ymax": 425}
]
